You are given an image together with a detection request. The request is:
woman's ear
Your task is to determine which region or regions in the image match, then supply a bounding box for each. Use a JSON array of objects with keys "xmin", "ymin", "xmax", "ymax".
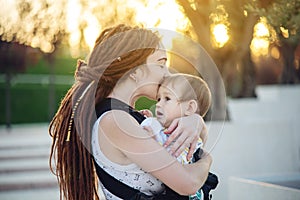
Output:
[
  {"xmin": 184, "ymin": 100, "xmax": 198, "ymax": 115},
  {"xmin": 129, "ymin": 68, "xmax": 143, "ymax": 83},
  {"xmin": 129, "ymin": 73, "xmax": 137, "ymax": 83}
]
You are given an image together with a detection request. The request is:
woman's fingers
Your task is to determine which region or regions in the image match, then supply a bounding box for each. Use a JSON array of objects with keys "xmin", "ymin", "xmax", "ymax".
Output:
[
  {"xmin": 186, "ymin": 137, "xmax": 198, "ymax": 161},
  {"xmin": 163, "ymin": 114, "xmax": 207, "ymax": 160},
  {"xmin": 163, "ymin": 118, "xmax": 178, "ymax": 135},
  {"xmin": 163, "ymin": 118, "xmax": 179, "ymax": 147},
  {"xmin": 200, "ymin": 125, "xmax": 208, "ymax": 146},
  {"xmin": 170, "ymin": 130, "xmax": 188, "ymax": 156}
]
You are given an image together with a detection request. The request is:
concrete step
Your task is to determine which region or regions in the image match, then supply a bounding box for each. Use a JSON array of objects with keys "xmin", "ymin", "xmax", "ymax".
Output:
[
  {"xmin": 0, "ymin": 157, "xmax": 50, "ymax": 173},
  {"xmin": 0, "ymin": 124, "xmax": 57, "ymax": 192},
  {"xmin": 0, "ymin": 124, "xmax": 106, "ymax": 199},
  {"xmin": 0, "ymin": 147, "xmax": 49, "ymax": 161},
  {"xmin": 0, "ymin": 170, "xmax": 57, "ymax": 191},
  {"xmin": 0, "ymin": 188, "xmax": 59, "ymax": 200},
  {"xmin": 228, "ymin": 85, "xmax": 300, "ymax": 122}
]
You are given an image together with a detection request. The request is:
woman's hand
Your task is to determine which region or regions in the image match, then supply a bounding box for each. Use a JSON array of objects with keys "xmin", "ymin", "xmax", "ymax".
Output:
[{"xmin": 164, "ymin": 114, "xmax": 207, "ymax": 160}]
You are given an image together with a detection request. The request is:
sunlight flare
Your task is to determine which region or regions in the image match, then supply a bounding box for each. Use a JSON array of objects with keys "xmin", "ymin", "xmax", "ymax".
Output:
[
  {"xmin": 211, "ymin": 23, "xmax": 229, "ymax": 48},
  {"xmin": 133, "ymin": 0, "xmax": 189, "ymax": 50},
  {"xmin": 251, "ymin": 19, "xmax": 270, "ymax": 57}
]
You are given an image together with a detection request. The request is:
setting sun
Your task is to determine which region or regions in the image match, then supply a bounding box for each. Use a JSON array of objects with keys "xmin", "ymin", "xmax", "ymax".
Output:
[
  {"xmin": 65, "ymin": 0, "xmax": 189, "ymax": 56},
  {"xmin": 127, "ymin": 0, "xmax": 189, "ymax": 50},
  {"xmin": 134, "ymin": 0, "xmax": 188, "ymax": 31},
  {"xmin": 211, "ymin": 23, "xmax": 229, "ymax": 48}
]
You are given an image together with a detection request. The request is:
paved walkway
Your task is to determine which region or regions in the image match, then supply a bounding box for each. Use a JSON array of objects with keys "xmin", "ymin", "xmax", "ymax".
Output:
[
  {"xmin": 1, "ymin": 85, "xmax": 299, "ymax": 200},
  {"xmin": 0, "ymin": 123, "xmax": 106, "ymax": 200},
  {"xmin": 0, "ymin": 123, "xmax": 59, "ymax": 200}
]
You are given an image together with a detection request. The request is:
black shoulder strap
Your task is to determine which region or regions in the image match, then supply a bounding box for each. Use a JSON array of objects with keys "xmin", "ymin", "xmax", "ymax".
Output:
[
  {"xmin": 95, "ymin": 98, "xmax": 145, "ymax": 123},
  {"xmin": 93, "ymin": 98, "xmax": 146, "ymax": 199}
]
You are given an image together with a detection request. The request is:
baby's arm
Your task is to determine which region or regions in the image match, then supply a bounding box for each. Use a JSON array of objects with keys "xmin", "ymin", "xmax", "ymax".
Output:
[
  {"xmin": 139, "ymin": 109, "xmax": 153, "ymax": 117},
  {"xmin": 141, "ymin": 117, "xmax": 166, "ymax": 145}
]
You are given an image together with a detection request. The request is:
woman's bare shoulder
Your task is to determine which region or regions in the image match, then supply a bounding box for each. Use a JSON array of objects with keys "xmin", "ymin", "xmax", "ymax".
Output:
[{"xmin": 98, "ymin": 110, "xmax": 146, "ymax": 140}]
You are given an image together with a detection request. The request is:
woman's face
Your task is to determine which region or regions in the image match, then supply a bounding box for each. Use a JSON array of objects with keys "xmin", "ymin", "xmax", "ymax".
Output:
[{"xmin": 140, "ymin": 48, "xmax": 170, "ymax": 99}]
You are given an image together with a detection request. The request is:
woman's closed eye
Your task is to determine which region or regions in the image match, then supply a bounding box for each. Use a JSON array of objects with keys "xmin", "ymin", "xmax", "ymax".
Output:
[{"xmin": 157, "ymin": 58, "xmax": 167, "ymax": 65}]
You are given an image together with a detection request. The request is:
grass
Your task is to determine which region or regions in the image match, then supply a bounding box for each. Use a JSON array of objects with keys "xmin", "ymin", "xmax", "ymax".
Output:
[
  {"xmin": 0, "ymin": 82, "xmax": 155, "ymax": 125},
  {"xmin": 0, "ymin": 56, "xmax": 156, "ymax": 125},
  {"xmin": 0, "ymin": 83, "xmax": 70, "ymax": 124},
  {"xmin": 26, "ymin": 57, "xmax": 77, "ymax": 75},
  {"xmin": 0, "ymin": 56, "xmax": 75, "ymax": 125}
]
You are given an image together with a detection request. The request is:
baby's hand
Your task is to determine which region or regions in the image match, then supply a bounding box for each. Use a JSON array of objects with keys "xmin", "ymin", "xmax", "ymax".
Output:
[{"xmin": 139, "ymin": 109, "xmax": 153, "ymax": 117}]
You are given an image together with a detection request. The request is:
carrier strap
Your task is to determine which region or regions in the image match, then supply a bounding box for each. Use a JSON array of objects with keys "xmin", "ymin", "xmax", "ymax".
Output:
[
  {"xmin": 93, "ymin": 98, "xmax": 147, "ymax": 199},
  {"xmin": 93, "ymin": 98, "xmax": 218, "ymax": 200}
]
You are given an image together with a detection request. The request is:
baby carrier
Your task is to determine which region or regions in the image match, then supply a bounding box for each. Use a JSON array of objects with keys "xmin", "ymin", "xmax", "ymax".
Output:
[{"xmin": 94, "ymin": 98, "xmax": 218, "ymax": 200}]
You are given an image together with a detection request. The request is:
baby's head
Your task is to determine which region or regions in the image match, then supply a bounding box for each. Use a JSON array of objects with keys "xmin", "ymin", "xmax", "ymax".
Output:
[{"xmin": 155, "ymin": 73, "xmax": 211, "ymax": 127}]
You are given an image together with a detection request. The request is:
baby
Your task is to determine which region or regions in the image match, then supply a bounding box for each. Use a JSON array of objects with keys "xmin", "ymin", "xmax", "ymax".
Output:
[{"xmin": 141, "ymin": 73, "xmax": 212, "ymax": 199}]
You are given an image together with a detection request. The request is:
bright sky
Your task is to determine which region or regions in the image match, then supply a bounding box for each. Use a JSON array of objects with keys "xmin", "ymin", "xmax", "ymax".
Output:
[
  {"xmin": 69, "ymin": 0, "xmax": 190, "ymax": 53},
  {"xmin": 0, "ymin": 0, "xmax": 269, "ymax": 57}
]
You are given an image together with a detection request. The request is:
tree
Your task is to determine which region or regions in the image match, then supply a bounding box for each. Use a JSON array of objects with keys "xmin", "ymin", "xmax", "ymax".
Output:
[
  {"xmin": 0, "ymin": 0, "xmax": 67, "ymax": 123},
  {"xmin": 0, "ymin": 0, "xmax": 140, "ymax": 123},
  {"xmin": 176, "ymin": 0, "xmax": 259, "ymax": 98},
  {"xmin": 246, "ymin": 0, "xmax": 300, "ymax": 84},
  {"xmin": 0, "ymin": 41, "xmax": 40, "ymax": 128},
  {"xmin": 0, "ymin": 41, "xmax": 25, "ymax": 128}
]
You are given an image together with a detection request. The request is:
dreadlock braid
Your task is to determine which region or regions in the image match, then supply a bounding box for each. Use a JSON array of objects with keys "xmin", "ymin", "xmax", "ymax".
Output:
[{"xmin": 49, "ymin": 24, "xmax": 160, "ymax": 200}]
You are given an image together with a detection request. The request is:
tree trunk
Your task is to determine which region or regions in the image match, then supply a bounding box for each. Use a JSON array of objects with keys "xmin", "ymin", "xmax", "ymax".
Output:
[
  {"xmin": 279, "ymin": 41, "xmax": 299, "ymax": 84},
  {"xmin": 5, "ymin": 72, "xmax": 11, "ymax": 129},
  {"xmin": 240, "ymin": 50, "xmax": 257, "ymax": 97},
  {"xmin": 176, "ymin": 0, "xmax": 228, "ymax": 121},
  {"xmin": 217, "ymin": 13, "xmax": 258, "ymax": 98}
]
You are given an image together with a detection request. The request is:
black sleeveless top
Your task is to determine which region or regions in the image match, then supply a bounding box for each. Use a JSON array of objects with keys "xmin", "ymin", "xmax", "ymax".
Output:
[
  {"xmin": 93, "ymin": 98, "xmax": 188, "ymax": 200},
  {"xmin": 95, "ymin": 98, "xmax": 145, "ymax": 124}
]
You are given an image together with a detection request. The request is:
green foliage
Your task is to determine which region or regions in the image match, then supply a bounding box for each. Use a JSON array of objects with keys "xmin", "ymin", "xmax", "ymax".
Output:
[
  {"xmin": 135, "ymin": 96, "xmax": 156, "ymax": 113},
  {"xmin": 25, "ymin": 56, "xmax": 77, "ymax": 75},
  {"xmin": 246, "ymin": 0, "xmax": 300, "ymax": 45},
  {"xmin": 0, "ymin": 0, "xmax": 67, "ymax": 53},
  {"xmin": 0, "ymin": 55, "xmax": 76, "ymax": 124},
  {"xmin": 0, "ymin": 84, "xmax": 156, "ymax": 124},
  {"xmin": 0, "ymin": 83, "xmax": 70, "ymax": 124}
]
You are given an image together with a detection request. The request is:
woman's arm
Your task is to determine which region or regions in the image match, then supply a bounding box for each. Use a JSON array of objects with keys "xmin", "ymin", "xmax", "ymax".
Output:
[
  {"xmin": 99, "ymin": 111, "xmax": 212, "ymax": 195},
  {"xmin": 164, "ymin": 114, "xmax": 208, "ymax": 160},
  {"xmin": 152, "ymin": 150, "xmax": 211, "ymax": 195}
]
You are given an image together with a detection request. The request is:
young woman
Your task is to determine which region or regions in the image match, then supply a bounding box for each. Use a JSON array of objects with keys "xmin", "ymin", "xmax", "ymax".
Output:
[{"xmin": 49, "ymin": 24, "xmax": 212, "ymax": 200}]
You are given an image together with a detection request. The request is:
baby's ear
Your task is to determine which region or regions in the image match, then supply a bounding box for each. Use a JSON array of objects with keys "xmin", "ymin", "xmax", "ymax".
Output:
[{"xmin": 184, "ymin": 100, "xmax": 198, "ymax": 115}]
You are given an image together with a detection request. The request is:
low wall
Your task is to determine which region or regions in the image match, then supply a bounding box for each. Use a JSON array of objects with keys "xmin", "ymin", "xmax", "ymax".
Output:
[
  {"xmin": 204, "ymin": 85, "xmax": 300, "ymax": 200},
  {"xmin": 229, "ymin": 174, "xmax": 300, "ymax": 200}
]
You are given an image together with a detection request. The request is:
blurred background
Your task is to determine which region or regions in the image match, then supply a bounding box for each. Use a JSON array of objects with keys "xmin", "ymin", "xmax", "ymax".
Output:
[
  {"xmin": 1, "ymin": 0, "xmax": 299, "ymax": 125},
  {"xmin": 0, "ymin": 0, "xmax": 299, "ymax": 199}
]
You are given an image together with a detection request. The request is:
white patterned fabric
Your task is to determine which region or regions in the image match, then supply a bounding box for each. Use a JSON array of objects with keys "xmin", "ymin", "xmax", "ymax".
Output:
[
  {"xmin": 92, "ymin": 112, "xmax": 165, "ymax": 200},
  {"xmin": 141, "ymin": 117, "xmax": 203, "ymax": 164}
]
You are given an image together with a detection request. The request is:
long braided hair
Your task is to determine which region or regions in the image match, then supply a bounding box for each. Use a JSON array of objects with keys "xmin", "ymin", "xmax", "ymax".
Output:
[{"xmin": 49, "ymin": 24, "xmax": 161, "ymax": 200}]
